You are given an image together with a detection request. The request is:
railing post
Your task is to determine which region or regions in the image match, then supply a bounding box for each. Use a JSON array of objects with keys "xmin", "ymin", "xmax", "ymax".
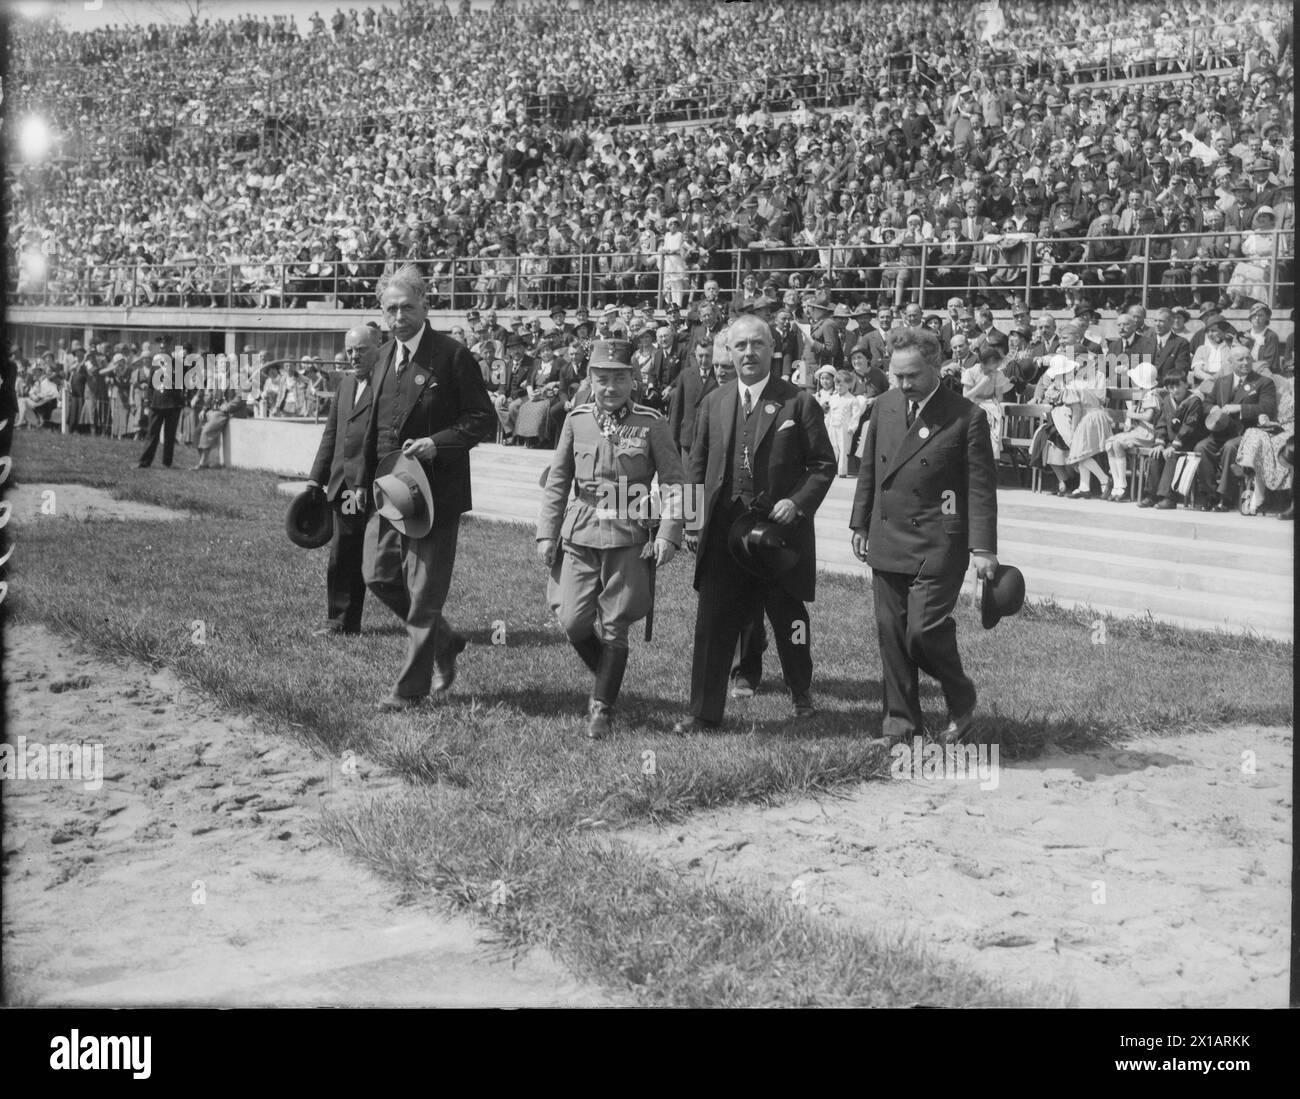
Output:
[
  {"xmin": 917, "ymin": 241, "xmax": 928, "ymax": 311},
  {"xmin": 1268, "ymin": 226, "xmax": 1279, "ymax": 308},
  {"xmin": 1141, "ymin": 234, "xmax": 1152, "ymax": 311}
]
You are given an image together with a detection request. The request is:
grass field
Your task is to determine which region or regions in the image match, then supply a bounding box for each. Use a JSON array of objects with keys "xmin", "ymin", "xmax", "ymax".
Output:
[{"xmin": 8, "ymin": 430, "xmax": 1293, "ymax": 1006}]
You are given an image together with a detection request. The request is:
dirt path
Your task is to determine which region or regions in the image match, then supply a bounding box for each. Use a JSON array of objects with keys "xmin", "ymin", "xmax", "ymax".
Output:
[
  {"xmin": 2, "ymin": 623, "xmax": 605, "ymax": 1007},
  {"xmin": 619, "ymin": 729, "xmax": 1291, "ymax": 1007}
]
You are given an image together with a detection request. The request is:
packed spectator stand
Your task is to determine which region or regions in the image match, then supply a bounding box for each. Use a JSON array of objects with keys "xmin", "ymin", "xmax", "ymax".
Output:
[{"xmin": 5, "ymin": 0, "xmax": 1294, "ymax": 514}]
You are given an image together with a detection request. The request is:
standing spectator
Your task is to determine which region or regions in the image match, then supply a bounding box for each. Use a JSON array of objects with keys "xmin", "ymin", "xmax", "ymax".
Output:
[{"xmin": 137, "ymin": 351, "xmax": 184, "ymax": 469}]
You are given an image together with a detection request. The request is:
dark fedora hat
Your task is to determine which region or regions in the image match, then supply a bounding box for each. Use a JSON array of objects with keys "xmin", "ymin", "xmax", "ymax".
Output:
[
  {"xmin": 285, "ymin": 484, "xmax": 333, "ymax": 549},
  {"xmin": 373, "ymin": 451, "xmax": 434, "ymax": 539},
  {"xmin": 981, "ymin": 564, "xmax": 1026, "ymax": 629},
  {"xmin": 727, "ymin": 510, "xmax": 799, "ymax": 581}
]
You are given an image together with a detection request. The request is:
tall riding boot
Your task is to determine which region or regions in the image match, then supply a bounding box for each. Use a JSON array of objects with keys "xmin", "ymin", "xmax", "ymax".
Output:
[
  {"xmin": 571, "ymin": 631, "xmax": 603, "ymax": 673},
  {"xmin": 587, "ymin": 643, "xmax": 629, "ymax": 739}
]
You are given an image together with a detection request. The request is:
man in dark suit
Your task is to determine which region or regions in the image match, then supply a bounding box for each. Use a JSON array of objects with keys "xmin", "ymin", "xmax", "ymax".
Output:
[
  {"xmin": 1107, "ymin": 311, "xmax": 1156, "ymax": 366},
  {"xmin": 137, "ymin": 348, "xmax": 186, "ymax": 468},
  {"xmin": 307, "ymin": 325, "xmax": 382, "ymax": 636},
  {"xmin": 1149, "ymin": 307, "xmax": 1193, "ymax": 379},
  {"xmin": 361, "ymin": 265, "xmax": 497, "ymax": 711},
  {"xmin": 850, "ymin": 326, "xmax": 998, "ymax": 745},
  {"xmin": 674, "ymin": 315, "xmax": 836, "ymax": 731},
  {"xmin": 668, "ymin": 334, "xmax": 720, "ymax": 457}
]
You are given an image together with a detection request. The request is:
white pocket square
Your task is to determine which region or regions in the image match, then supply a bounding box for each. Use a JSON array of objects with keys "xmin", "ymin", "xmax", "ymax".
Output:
[{"xmin": 778, "ymin": 420, "xmax": 796, "ymax": 431}]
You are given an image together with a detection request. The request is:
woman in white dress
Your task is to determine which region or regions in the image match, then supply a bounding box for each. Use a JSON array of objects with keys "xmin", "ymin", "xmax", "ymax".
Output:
[
  {"xmin": 660, "ymin": 217, "xmax": 687, "ymax": 307},
  {"xmin": 961, "ymin": 346, "xmax": 1012, "ymax": 460},
  {"xmin": 1063, "ymin": 356, "xmax": 1113, "ymax": 498},
  {"xmin": 1226, "ymin": 206, "xmax": 1278, "ymax": 308}
]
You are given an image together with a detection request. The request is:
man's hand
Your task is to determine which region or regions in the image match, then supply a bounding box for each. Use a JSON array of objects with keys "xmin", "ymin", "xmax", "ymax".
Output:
[
  {"xmin": 536, "ymin": 539, "xmax": 556, "ymax": 567},
  {"xmin": 644, "ymin": 538, "xmax": 676, "ymax": 567},
  {"xmin": 402, "ymin": 436, "xmax": 437, "ymax": 460},
  {"xmin": 972, "ymin": 552, "xmax": 999, "ymax": 581},
  {"xmin": 770, "ymin": 498, "xmax": 799, "ymax": 525},
  {"xmin": 1220, "ymin": 403, "xmax": 1241, "ymax": 415},
  {"xmin": 306, "ymin": 479, "xmax": 322, "ymax": 492},
  {"xmin": 851, "ymin": 529, "xmax": 869, "ymax": 561},
  {"xmin": 683, "ymin": 532, "xmax": 700, "ymax": 554}
]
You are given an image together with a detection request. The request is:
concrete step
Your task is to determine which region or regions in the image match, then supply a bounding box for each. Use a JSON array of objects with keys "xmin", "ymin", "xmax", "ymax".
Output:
[{"xmin": 291, "ymin": 442, "xmax": 1293, "ymax": 641}]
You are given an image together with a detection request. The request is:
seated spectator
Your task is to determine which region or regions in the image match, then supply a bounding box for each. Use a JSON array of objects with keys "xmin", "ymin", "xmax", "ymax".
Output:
[
  {"xmin": 961, "ymin": 344, "xmax": 1013, "ymax": 459},
  {"xmin": 18, "ymin": 366, "xmax": 59, "ymax": 427},
  {"xmin": 1235, "ymin": 362, "xmax": 1294, "ymax": 514},
  {"xmin": 1104, "ymin": 361, "xmax": 1162, "ymax": 501},
  {"xmin": 1226, "ymin": 206, "xmax": 1280, "ymax": 307},
  {"xmin": 1191, "ymin": 344, "xmax": 1279, "ymax": 510}
]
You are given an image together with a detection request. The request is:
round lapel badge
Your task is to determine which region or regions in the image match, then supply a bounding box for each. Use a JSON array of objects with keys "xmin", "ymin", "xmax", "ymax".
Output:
[
  {"xmin": 765, "ymin": 403, "xmax": 777, "ymax": 414},
  {"xmin": 918, "ymin": 426, "xmax": 930, "ymax": 439},
  {"xmin": 414, "ymin": 374, "xmax": 426, "ymax": 385}
]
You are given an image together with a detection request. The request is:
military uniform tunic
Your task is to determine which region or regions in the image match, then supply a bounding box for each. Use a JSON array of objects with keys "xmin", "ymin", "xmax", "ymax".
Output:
[{"xmin": 537, "ymin": 401, "xmax": 686, "ymax": 646}]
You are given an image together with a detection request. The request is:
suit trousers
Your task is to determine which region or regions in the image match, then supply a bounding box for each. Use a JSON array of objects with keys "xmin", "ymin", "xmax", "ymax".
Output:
[
  {"xmin": 362, "ymin": 512, "xmax": 459, "ymax": 699},
  {"xmin": 138, "ymin": 406, "xmax": 181, "ymax": 467},
  {"xmin": 1193, "ymin": 433, "xmax": 1234, "ymax": 499},
  {"xmin": 326, "ymin": 499, "xmax": 370, "ymax": 633},
  {"xmin": 872, "ymin": 564, "xmax": 975, "ymax": 739},
  {"xmin": 690, "ymin": 500, "xmax": 812, "ymax": 723}
]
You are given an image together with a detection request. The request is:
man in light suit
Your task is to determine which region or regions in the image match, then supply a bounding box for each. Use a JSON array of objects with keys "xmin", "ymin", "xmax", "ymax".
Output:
[
  {"xmin": 307, "ymin": 324, "xmax": 382, "ymax": 636},
  {"xmin": 851, "ymin": 326, "xmax": 998, "ymax": 745},
  {"xmin": 361, "ymin": 265, "xmax": 498, "ymax": 711},
  {"xmin": 674, "ymin": 315, "xmax": 836, "ymax": 732}
]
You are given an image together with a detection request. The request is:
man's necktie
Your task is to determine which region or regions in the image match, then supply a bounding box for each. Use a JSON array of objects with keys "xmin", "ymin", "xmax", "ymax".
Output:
[
  {"xmin": 907, "ymin": 400, "xmax": 918, "ymax": 428},
  {"xmin": 743, "ymin": 389, "xmax": 753, "ymax": 418},
  {"xmin": 396, "ymin": 345, "xmax": 410, "ymax": 377}
]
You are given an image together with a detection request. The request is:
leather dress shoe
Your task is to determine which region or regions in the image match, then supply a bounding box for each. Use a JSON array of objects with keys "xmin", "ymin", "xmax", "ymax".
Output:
[
  {"xmin": 377, "ymin": 694, "xmax": 426, "ymax": 713},
  {"xmin": 936, "ymin": 708, "xmax": 978, "ymax": 745},
  {"xmin": 672, "ymin": 716, "xmax": 720, "ymax": 735},
  {"xmin": 586, "ymin": 700, "xmax": 613, "ymax": 740},
  {"xmin": 1155, "ymin": 498, "xmax": 1178, "ymax": 509},
  {"xmin": 1208, "ymin": 501, "xmax": 1232, "ymax": 512},
  {"xmin": 1137, "ymin": 497, "xmax": 1157, "ymax": 508},
  {"xmin": 729, "ymin": 678, "xmax": 756, "ymax": 700},
  {"xmin": 792, "ymin": 692, "xmax": 816, "ymax": 718},
  {"xmin": 432, "ymin": 633, "xmax": 468, "ymax": 693}
]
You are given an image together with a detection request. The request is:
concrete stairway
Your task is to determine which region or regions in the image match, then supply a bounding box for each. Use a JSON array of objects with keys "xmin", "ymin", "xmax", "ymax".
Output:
[{"xmin": 285, "ymin": 441, "xmax": 1294, "ymax": 641}]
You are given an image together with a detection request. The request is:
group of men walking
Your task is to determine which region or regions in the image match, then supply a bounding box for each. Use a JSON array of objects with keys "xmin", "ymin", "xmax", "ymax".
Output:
[{"xmin": 306, "ymin": 265, "xmax": 999, "ymax": 742}]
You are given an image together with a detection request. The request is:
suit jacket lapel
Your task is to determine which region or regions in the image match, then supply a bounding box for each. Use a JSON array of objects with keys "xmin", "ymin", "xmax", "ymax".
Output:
[
  {"xmin": 719, "ymin": 381, "xmax": 738, "ymax": 464},
  {"xmin": 347, "ymin": 374, "xmax": 371, "ymax": 423},
  {"xmin": 751, "ymin": 376, "xmax": 782, "ymax": 454},
  {"xmin": 395, "ymin": 323, "xmax": 439, "ymax": 434},
  {"xmin": 886, "ymin": 385, "xmax": 949, "ymax": 474}
]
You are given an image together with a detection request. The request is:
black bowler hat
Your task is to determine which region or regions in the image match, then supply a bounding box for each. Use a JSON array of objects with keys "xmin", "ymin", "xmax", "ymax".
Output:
[
  {"xmin": 285, "ymin": 485, "xmax": 333, "ymax": 549},
  {"xmin": 728, "ymin": 510, "xmax": 799, "ymax": 581},
  {"xmin": 981, "ymin": 564, "xmax": 1026, "ymax": 629}
]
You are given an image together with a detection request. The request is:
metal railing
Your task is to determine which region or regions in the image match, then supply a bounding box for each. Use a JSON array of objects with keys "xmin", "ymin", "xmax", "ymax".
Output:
[{"xmin": 10, "ymin": 228, "xmax": 1293, "ymax": 315}]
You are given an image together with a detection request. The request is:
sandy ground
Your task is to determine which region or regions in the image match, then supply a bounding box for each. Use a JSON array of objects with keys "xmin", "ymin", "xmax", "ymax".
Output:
[
  {"xmin": 2, "ymin": 622, "xmax": 605, "ymax": 1007},
  {"xmin": 7, "ymin": 483, "xmax": 195, "ymax": 523},
  {"xmin": 619, "ymin": 726, "xmax": 1292, "ymax": 1007}
]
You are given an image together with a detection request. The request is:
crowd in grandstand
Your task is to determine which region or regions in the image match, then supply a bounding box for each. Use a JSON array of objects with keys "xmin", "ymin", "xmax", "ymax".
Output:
[
  {"xmin": 5, "ymin": 0, "xmax": 1295, "ymax": 514},
  {"xmin": 6, "ymin": 0, "xmax": 1294, "ymax": 315}
]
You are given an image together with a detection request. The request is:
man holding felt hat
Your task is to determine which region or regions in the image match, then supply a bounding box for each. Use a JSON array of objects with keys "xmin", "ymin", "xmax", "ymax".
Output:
[
  {"xmin": 306, "ymin": 324, "xmax": 382, "ymax": 637},
  {"xmin": 674, "ymin": 315, "xmax": 836, "ymax": 732},
  {"xmin": 361, "ymin": 264, "xmax": 497, "ymax": 712},
  {"xmin": 536, "ymin": 340, "xmax": 685, "ymax": 739},
  {"xmin": 851, "ymin": 326, "xmax": 998, "ymax": 746}
]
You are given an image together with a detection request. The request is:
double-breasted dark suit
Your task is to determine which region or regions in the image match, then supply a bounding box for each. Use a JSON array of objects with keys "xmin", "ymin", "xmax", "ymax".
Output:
[
  {"xmin": 850, "ymin": 384, "xmax": 998, "ymax": 739},
  {"xmin": 361, "ymin": 322, "xmax": 497, "ymax": 700},
  {"xmin": 685, "ymin": 373, "xmax": 836, "ymax": 723},
  {"xmin": 309, "ymin": 371, "xmax": 373, "ymax": 633}
]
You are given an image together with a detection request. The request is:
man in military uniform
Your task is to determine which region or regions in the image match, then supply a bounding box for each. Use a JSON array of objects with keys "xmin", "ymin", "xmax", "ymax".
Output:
[{"xmin": 536, "ymin": 340, "xmax": 685, "ymax": 739}]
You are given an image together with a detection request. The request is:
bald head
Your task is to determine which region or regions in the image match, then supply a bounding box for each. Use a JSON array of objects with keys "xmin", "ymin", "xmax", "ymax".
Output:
[{"xmin": 344, "ymin": 324, "xmax": 381, "ymax": 378}]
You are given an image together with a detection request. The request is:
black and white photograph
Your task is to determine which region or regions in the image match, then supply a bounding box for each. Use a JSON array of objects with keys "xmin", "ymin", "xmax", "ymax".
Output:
[{"xmin": 0, "ymin": 0, "xmax": 1293, "ymax": 1059}]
